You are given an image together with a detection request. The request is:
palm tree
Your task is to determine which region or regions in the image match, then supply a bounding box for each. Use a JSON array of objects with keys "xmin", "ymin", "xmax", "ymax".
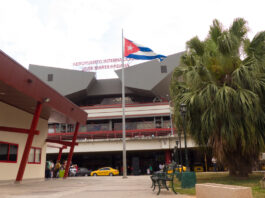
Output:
[{"xmin": 170, "ymin": 18, "xmax": 265, "ymax": 177}]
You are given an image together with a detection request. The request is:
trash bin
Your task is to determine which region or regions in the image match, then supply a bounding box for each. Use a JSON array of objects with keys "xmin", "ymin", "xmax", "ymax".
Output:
[{"xmin": 181, "ymin": 172, "xmax": 196, "ymax": 188}]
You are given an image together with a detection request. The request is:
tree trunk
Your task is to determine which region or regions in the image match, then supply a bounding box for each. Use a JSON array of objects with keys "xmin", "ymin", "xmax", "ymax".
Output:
[{"xmin": 229, "ymin": 168, "xmax": 237, "ymax": 177}]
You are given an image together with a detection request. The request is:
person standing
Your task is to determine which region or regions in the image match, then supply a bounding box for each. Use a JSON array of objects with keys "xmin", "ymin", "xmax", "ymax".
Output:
[
  {"xmin": 212, "ymin": 157, "xmax": 217, "ymax": 171},
  {"xmin": 146, "ymin": 167, "xmax": 150, "ymax": 175},
  {"xmin": 149, "ymin": 165, "xmax": 153, "ymax": 174},
  {"xmin": 54, "ymin": 160, "xmax": 61, "ymax": 178},
  {"xmin": 159, "ymin": 163, "xmax": 165, "ymax": 171}
]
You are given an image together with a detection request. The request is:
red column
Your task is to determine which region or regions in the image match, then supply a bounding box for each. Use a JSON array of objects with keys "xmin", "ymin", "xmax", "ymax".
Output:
[
  {"xmin": 165, "ymin": 150, "xmax": 172, "ymax": 165},
  {"xmin": 57, "ymin": 147, "xmax": 63, "ymax": 162},
  {"xmin": 16, "ymin": 102, "xmax": 42, "ymax": 182},
  {"xmin": 64, "ymin": 122, "xmax": 80, "ymax": 178}
]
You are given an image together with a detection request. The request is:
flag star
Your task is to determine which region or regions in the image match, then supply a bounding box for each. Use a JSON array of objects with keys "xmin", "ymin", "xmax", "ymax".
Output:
[{"xmin": 128, "ymin": 45, "xmax": 133, "ymax": 51}]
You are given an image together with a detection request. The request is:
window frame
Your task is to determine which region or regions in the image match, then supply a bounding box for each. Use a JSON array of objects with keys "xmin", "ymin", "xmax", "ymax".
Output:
[
  {"xmin": 47, "ymin": 74, "xmax": 53, "ymax": 82},
  {"xmin": 28, "ymin": 147, "xmax": 41, "ymax": 164},
  {"xmin": 160, "ymin": 65, "xmax": 167, "ymax": 73},
  {"xmin": 0, "ymin": 141, "xmax": 18, "ymax": 163}
]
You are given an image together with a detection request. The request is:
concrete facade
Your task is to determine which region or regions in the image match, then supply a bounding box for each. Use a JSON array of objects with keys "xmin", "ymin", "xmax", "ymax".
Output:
[
  {"xmin": 83, "ymin": 103, "xmax": 170, "ymax": 119},
  {"xmin": 47, "ymin": 136, "xmax": 196, "ymax": 154},
  {"xmin": 196, "ymin": 183, "xmax": 253, "ymax": 198}
]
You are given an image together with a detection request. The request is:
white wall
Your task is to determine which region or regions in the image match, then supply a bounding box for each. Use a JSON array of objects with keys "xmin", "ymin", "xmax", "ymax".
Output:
[
  {"xmin": 47, "ymin": 136, "xmax": 196, "ymax": 154},
  {"xmin": 83, "ymin": 104, "xmax": 170, "ymax": 119},
  {"xmin": 0, "ymin": 102, "xmax": 48, "ymax": 181}
]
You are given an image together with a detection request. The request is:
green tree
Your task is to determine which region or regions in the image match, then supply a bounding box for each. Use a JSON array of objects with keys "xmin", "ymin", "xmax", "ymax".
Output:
[{"xmin": 170, "ymin": 18, "xmax": 265, "ymax": 177}]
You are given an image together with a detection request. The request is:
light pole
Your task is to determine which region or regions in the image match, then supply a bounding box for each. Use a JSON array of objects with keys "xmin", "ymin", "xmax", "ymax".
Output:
[
  {"xmin": 177, "ymin": 128, "xmax": 183, "ymax": 172},
  {"xmin": 174, "ymin": 140, "xmax": 179, "ymax": 164},
  {"xmin": 180, "ymin": 103, "xmax": 189, "ymax": 171},
  {"xmin": 169, "ymin": 101, "xmax": 174, "ymax": 136}
]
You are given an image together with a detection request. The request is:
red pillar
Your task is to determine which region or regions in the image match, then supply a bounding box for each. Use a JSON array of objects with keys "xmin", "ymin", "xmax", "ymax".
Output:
[
  {"xmin": 165, "ymin": 150, "xmax": 172, "ymax": 165},
  {"xmin": 57, "ymin": 147, "xmax": 64, "ymax": 162},
  {"xmin": 64, "ymin": 122, "xmax": 80, "ymax": 178},
  {"xmin": 16, "ymin": 102, "xmax": 42, "ymax": 182}
]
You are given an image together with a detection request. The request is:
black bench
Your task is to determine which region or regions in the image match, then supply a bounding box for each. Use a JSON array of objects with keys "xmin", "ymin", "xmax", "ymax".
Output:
[{"xmin": 150, "ymin": 164, "xmax": 179, "ymax": 195}]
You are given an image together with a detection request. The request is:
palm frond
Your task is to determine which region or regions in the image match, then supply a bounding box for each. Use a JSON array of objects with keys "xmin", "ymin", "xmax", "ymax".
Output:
[
  {"xmin": 247, "ymin": 31, "xmax": 265, "ymax": 63},
  {"xmin": 209, "ymin": 19, "xmax": 223, "ymax": 44},
  {"xmin": 186, "ymin": 36, "xmax": 205, "ymax": 56},
  {"xmin": 229, "ymin": 18, "xmax": 248, "ymax": 41}
]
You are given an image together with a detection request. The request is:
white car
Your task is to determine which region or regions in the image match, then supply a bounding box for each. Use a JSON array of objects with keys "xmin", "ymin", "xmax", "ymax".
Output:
[{"xmin": 69, "ymin": 167, "xmax": 77, "ymax": 176}]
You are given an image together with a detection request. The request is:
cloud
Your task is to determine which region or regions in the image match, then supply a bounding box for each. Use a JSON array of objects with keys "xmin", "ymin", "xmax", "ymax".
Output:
[{"xmin": 0, "ymin": 0, "xmax": 265, "ymax": 79}]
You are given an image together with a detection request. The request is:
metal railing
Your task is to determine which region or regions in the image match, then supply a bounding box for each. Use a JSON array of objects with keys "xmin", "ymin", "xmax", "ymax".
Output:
[{"xmin": 48, "ymin": 128, "xmax": 173, "ymax": 140}]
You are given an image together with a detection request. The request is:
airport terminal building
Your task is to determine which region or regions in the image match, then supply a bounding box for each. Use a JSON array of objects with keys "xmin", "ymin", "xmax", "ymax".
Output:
[{"xmin": 29, "ymin": 52, "xmax": 207, "ymax": 174}]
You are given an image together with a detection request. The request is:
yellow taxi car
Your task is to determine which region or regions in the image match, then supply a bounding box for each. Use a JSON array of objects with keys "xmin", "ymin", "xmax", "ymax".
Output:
[
  {"xmin": 167, "ymin": 164, "xmax": 187, "ymax": 174},
  {"xmin": 91, "ymin": 167, "xmax": 119, "ymax": 176}
]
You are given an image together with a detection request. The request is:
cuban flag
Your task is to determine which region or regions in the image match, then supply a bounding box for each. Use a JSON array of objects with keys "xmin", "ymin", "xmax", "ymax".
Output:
[{"xmin": 124, "ymin": 38, "xmax": 166, "ymax": 61}]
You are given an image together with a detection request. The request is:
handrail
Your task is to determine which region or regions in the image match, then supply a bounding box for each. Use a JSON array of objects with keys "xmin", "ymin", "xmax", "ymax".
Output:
[{"xmin": 47, "ymin": 127, "xmax": 174, "ymax": 140}]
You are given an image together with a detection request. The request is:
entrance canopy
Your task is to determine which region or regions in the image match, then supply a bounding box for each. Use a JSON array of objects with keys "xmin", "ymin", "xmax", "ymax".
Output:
[
  {"xmin": 0, "ymin": 49, "xmax": 87, "ymax": 124},
  {"xmin": 0, "ymin": 49, "xmax": 87, "ymax": 182}
]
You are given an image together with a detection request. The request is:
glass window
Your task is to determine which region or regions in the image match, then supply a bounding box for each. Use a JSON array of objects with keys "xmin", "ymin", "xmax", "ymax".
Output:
[
  {"xmin": 28, "ymin": 147, "xmax": 41, "ymax": 164},
  {"xmin": 0, "ymin": 142, "xmax": 18, "ymax": 162},
  {"xmin": 161, "ymin": 65, "xmax": 167, "ymax": 73},
  {"xmin": 105, "ymin": 168, "xmax": 110, "ymax": 170},
  {"xmin": 0, "ymin": 143, "xmax": 8, "ymax": 161},
  {"xmin": 28, "ymin": 148, "xmax": 35, "ymax": 163},
  {"xmin": 35, "ymin": 148, "xmax": 41, "ymax": 163},
  {"xmin": 47, "ymin": 74, "xmax": 53, "ymax": 81},
  {"xmin": 9, "ymin": 145, "xmax": 18, "ymax": 161}
]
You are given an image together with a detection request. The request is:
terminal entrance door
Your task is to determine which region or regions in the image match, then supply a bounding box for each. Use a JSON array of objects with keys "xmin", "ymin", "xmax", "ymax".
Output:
[{"xmin": 132, "ymin": 157, "xmax": 140, "ymax": 175}]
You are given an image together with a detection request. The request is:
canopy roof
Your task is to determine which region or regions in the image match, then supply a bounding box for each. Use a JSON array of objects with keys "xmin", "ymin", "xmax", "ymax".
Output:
[{"xmin": 0, "ymin": 50, "xmax": 87, "ymax": 124}]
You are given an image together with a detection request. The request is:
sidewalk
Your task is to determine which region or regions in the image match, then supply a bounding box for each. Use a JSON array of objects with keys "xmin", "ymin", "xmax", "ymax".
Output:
[{"xmin": 0, "ymin": 176, "xmax": 195, "ymax": 198}]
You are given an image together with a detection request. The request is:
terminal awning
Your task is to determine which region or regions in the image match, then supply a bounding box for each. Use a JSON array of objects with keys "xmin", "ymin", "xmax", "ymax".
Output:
[{"xmin": 0, "ymin": 49, "xmax": 87, "ymax": 124}]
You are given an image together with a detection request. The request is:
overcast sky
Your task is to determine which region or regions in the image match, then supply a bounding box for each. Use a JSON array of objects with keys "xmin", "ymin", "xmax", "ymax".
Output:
[{"xmin": 0, "ymin": 0, "xmax": 264, "ymax": 78}]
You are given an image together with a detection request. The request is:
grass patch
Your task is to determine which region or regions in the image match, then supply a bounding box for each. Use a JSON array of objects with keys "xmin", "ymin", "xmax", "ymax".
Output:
[{"xmin": 173, "ymin": 172, "xmax": 265, "ymax": 198}]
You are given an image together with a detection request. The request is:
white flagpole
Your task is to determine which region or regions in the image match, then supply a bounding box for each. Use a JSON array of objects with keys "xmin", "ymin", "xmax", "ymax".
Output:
[{"xmin": 122, "ymin": 29, "xmax": 127, "ymax": 178}]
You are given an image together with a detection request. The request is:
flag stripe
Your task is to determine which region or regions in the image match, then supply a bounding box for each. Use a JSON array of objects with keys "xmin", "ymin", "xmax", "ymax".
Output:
[
  {"xmin": 126, "ymin": 54, "xmax": 166, "ymax": 60},
  {"xmin": 138, "ymin": 47, "xmax": 152, "ymax": 52},
  {"xmin": 133, "ymin": 51, "xmax": 158, "ymax": 56}
]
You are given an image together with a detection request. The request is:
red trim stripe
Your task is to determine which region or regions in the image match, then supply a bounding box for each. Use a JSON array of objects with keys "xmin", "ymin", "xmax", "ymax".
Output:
[{"xmin": 0, "ymin": 126, "xmax": 39, "ymax": 135}]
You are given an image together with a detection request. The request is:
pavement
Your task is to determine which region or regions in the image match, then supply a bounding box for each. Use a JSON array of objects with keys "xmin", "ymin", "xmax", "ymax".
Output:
[{"xmin": 0, "ymin": 176, "xmax": 195, "ymax": 198}]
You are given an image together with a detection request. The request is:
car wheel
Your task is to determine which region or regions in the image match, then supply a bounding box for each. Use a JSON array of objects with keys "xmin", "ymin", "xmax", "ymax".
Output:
[
  {"xmin": 93, "ymin": 173, "xmax": 97, "ymax": 176},
  {"xmin": 109, "ymin": 173, "xmax": 113, "ymax": 176}
]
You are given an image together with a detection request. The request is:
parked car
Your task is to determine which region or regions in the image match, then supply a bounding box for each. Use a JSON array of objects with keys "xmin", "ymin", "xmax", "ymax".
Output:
[
  {"xmin": 167, "ymin": 164, "xmax": 187, "ymax": 174},
  {"xmin": 91, "ymin": 167, "xmax": 119, "ymax": 176},
  {"xmin": 69, "ymin": 167, "xmax": 77, "ymax": 176},
  {"xmin": 194, "ymin": 163, "xmax": 204, "ymax": 172},
  {"xmin": 76, "ymin": 167, "xmax": 91, "ymax": 176}
]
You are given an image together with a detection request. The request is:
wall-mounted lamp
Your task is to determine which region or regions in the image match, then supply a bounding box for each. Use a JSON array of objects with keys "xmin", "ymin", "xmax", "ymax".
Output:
[{"xmin": 43, "ymin": 97, "xmax": 50, "ymax": 103}]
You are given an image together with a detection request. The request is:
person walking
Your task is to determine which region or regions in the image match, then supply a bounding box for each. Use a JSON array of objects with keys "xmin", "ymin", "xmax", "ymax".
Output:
[{"xmin": 54, "ymin": 160, "xmax": 61, "ymax": 178}]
